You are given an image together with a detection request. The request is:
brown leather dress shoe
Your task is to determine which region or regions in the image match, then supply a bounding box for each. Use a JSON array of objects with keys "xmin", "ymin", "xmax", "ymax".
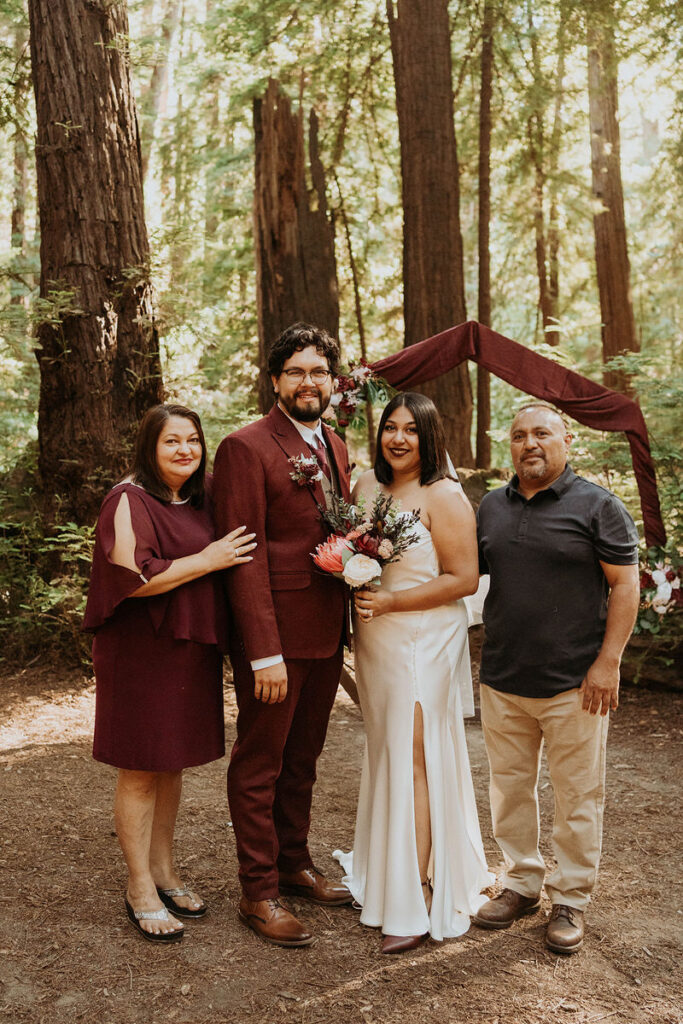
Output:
[
  {"xmin": 278, "ymin": 866, "xmax": 353, "ymax": 906},
  {"xmin": 381, "ymin": 932, "xmax": 429, "ymax": 954},
  {"xmin": 472, "ymin": 888, "xmax": 541, "ymax": 929},
  {"xmin": 238, "ymin": 896, "xmax": 314, "ymax": 947},
  {"xmin": 546, "ymin": 904, "xmax": 584, "ymax": 954}
]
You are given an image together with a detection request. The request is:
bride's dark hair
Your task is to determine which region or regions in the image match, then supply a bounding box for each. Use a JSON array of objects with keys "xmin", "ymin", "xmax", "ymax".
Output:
[{"xmin": 374, "ymin": 392, "xmax": 451, "ymax": 486}]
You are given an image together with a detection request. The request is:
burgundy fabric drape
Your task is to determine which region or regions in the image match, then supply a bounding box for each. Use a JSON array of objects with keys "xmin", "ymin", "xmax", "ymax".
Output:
[{"xmin": 371, "ymin": 320, "xmax": 665, "ymax": 546}]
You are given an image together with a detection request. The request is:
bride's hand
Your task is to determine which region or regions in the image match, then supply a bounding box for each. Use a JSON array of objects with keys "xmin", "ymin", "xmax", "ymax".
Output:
[{"xmin": 355, "ymin": 587, "xmax": 394, "ymax": 621}]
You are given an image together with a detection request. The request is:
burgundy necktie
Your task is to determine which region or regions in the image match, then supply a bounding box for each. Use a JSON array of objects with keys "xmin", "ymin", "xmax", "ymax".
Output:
[{"xmin": 308, "ymin": 437, "xmax": 331, "ymax": 480}]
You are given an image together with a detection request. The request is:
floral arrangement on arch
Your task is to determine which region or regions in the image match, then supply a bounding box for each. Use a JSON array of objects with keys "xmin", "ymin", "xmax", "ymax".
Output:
[
  {"xmin": 635, "ymin": 547, "xmax": 682, "ymax": 635},
  {"xmin": 326, "ymin": 360, "xmax": 394, "ymax": 430},
  {"xmin": 312, "ymin": 491, "xmax": 421, "ymax": 589}
]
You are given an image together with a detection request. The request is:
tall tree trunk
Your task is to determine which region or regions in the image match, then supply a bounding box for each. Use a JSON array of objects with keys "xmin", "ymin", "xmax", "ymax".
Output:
[
  {"xmin": 546, "ymin": 3, "xmax": 568, "ymax": 347},
  {"xmin": 528, "ymin": 2, "xmax": 567, "ymax": 347},
  {"xmin": 10, "ymin": 22, "xmax": 30, "ymax": 307},
  {"xmin": 140, "ymin": 0, "xmax": 182, "ymax": 182},
  {"xmin": 527, "ymin": 5, "xmax": 553, "ymax": 345},
  {"xmin": 476, "ymin": 0, "xmax": 494, "ymax": 469},
  {"xmin": 334, "ymin": 172, "xmax": 376, "ymax": 461},
  {"xmin": 253, "ymin": 79, "xmax": 339, "ymax": 413},
  {"xmin": 387, "ymin": 0, "xmax": 474, "ymax": 467},
  {"xmin": 28, "ymin": 0, "xmax": 163, "ymax": 525},
  {"xmin": 586, "ymin": 0, "xmax": 638, "ymax": 392}
]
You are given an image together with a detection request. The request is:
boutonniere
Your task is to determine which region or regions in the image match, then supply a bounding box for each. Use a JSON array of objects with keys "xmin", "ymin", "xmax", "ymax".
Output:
[{"xmin": 288, "ymin": 453, "xmax": 323, "ymax": 487}]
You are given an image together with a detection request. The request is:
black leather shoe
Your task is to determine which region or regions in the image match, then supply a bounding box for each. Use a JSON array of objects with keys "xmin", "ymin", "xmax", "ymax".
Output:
[
  {"xmin": 546, "ymin": 904, "xmax": 584, "ymax": 953},
  {"xmin": 472, "ymin": 888, "xmax": 541, "ymax": 929}
]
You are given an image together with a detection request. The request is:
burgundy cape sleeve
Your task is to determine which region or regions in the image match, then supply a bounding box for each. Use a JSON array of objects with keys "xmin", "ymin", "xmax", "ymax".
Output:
[
  {"xmin": 371, "ymin": 320, "xmax": 665, "ymax": 547},
  {"xmin": 82, "ymin": 487, "xmax": 173, "ymax": 632}
]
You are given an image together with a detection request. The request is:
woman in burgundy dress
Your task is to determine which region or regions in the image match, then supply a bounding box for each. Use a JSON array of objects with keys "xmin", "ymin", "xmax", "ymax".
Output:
[{"xmin": 83, "ymin": 404, "xmax": 255, "ymax": 943}]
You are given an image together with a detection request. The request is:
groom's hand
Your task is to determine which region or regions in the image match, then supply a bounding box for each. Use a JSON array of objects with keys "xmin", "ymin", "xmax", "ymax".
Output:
[{"xmin": 254, "ymin": 664, "xmax": 288, "ymax": 704}]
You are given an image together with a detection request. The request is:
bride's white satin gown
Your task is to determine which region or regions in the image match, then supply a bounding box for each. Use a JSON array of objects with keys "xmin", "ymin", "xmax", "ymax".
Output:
[{"xmin": 334, "ymin": 520, "xmax": 492, "ymax": 940}]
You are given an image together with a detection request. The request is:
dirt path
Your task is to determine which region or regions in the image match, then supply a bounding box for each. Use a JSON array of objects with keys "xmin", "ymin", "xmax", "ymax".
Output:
[{"xmin": 0, "ymin": 661, "xmax": 681, "ymax": 1024}]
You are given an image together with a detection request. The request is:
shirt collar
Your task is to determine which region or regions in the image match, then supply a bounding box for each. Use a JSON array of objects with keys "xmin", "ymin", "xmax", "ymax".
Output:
[
  {"xmin": 506, "ymin": 463, "xmax": 576, "ymax": 501},
  {"xmin": 277, "ymin": 403, "xmax": 325, "ymax": 446}
]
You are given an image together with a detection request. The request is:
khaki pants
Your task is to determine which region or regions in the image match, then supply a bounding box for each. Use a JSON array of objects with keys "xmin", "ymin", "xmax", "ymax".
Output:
[{"xmin": 480, "ymin": 684, "xmax": 609, "ymax": 910}]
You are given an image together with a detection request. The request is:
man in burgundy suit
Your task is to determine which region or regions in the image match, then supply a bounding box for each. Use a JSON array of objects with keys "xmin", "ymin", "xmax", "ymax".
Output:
[{"xmin": 213, "ymin": 322, "xmax": 353, "ymax": 947}]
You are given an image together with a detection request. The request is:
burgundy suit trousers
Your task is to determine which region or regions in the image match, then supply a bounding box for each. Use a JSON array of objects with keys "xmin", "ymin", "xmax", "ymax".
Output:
[{"xmin": 227, "ymin": 642, "xmax": 344, "ymax": 900}]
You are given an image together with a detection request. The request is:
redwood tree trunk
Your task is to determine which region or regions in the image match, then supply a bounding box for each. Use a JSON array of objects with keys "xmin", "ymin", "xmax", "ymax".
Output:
[
  {"xmin": 10, "ymin": 21, "xmax": 30, "ymax": 307},
  {"xmin": 28, "ymin": 0, "xmax": 163, "ymax": 524},
  {"xmin": 253, "ymin": 80, "xmax": 339, "ymax": 413},
  {"xmin": 476, "ymin": 0, "xmax": 494, "ymax": 469},
  {"xmin": 546, "ymin": 3, "xmax": 568, "ymax": 347},
  {"xmin": 140, "ymin": 0, "xmax": 181, "ymax": 181},
  {"xmin": 587, "ymin": 0, "xmax": 638, "ymax": 392},
  {"xmin": 387, "ymin": 0, "xmax": 474, "ymax": 467}
]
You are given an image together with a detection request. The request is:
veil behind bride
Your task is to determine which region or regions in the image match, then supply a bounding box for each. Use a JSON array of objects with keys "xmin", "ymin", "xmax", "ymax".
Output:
[{"xmin": 445, "ymin": 452, "xmax": 490, "ymax": 629}]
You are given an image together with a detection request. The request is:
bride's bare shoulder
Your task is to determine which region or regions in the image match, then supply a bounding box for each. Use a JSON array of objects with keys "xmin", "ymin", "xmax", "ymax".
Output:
[
  {"xmin": 352, "ymin": 468, "xmax": 379, "ymax": 501},
  {"xmin": 425, "ymin": 476, "xmax": 473, "ymax": 516}
]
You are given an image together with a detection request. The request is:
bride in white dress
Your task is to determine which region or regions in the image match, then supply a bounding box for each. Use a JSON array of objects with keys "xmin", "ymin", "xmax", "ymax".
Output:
[{"xmin": 334, "ymin": 393, "xmax": 492, "ymax": 954}]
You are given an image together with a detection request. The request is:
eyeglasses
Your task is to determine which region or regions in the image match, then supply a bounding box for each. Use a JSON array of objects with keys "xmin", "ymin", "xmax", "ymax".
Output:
[{"xmin": 280, "ymin": 368, "xmax": 332, "ymax": 384}]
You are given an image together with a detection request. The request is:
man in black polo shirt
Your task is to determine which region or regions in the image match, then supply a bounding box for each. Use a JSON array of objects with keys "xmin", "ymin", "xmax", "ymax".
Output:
[{"xmin": 473, "ymin": 404, "xmax": 639, "ymax": 953}]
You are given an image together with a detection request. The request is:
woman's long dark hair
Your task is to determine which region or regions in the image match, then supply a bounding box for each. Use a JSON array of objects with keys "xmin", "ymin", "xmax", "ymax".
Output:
[
  {"xmin": 131, "ymin": 404, "xmax": 206, "ymax": 507},
  {"xmin": 374, "ymin": 392, "xmax": 450, "ymax": 486}
]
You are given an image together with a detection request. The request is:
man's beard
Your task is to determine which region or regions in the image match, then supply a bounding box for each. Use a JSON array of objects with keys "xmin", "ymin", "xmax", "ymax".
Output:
[
  {"xmin": 279, "ymin": 390, "xmax": 330, "ymax": 423},
  {"xmin": 518, "ymin": 455, "xmax": 547, "ymax": 480}
]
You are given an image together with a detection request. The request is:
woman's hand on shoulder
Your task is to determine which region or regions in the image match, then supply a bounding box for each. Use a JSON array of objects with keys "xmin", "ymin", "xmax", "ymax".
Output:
[{"xmin": 201, "ymin": 525, "xmax": 257, "ymax": 572}]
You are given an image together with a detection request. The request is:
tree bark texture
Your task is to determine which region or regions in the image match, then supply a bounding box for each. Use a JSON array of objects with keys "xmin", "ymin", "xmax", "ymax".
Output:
[
  {"xmin": 387, "ymin": 0, "xmax": 474, "ymax": 467},
  {"xmin": 28, "ymin": 0, "xmax": 163, "ymax": 524},
  {"xmin": 476, "ymin": 0, "xmax": 494, "ymax": 468},
  {"xmin": 587, "ymin": 1, "xmax": 638, "ymax": 392},
  {"xmin": 253, "ymin": 80, "xmax": 339, "ymax": 414}
]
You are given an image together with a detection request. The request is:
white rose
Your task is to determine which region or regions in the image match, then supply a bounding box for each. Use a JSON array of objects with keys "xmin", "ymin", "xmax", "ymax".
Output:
[
  {"xmin": 343, "ymin": 553, "xmax": 382, "ymax": 588},
  {"xmin": 655, "ymin": 580, "xmax": 672, "ymax": 603},
  {"xmin": 652, "ymin": 569, "xmax": 667, "ymax": 586},
  {"xmin": 652, "ymin": 594, "xmax": 671, "ymax": 614}
]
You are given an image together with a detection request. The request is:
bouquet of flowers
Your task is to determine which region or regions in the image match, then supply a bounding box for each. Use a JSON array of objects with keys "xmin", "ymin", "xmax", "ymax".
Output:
[
  {"xmin": 327, "ymin": 360, "xmax": 394, "ymax": 430},
  {"xmin": 636, "ymin": 548, "xmax": 682, "ymax": 634},
  {"xmin": 312, "ymin": 491, "xmax": 421, "ymax": 589}
]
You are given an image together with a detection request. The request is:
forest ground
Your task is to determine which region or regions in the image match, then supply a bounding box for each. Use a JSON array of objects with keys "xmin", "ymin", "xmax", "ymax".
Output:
[{"xmin": 1, "ymin": 642, "xmax": 681, "ymax": 1024}]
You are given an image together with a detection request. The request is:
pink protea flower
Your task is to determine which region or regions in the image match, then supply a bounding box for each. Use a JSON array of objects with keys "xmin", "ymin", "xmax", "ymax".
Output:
[{"xmin": 313, "ymin": 534, "xmax": 351, "ymax": 574}]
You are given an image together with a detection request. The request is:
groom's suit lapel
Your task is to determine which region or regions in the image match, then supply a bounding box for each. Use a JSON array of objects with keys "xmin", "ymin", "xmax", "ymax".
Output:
[{"xmin": 268, "ymin": 404, "xmax": 327, "ymax": 510}]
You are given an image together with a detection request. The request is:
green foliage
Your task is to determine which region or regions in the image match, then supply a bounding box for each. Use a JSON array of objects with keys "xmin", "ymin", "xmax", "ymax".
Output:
[{"xmin": 0, "ymin": 483, "xmax": 94, "ymax": 667}]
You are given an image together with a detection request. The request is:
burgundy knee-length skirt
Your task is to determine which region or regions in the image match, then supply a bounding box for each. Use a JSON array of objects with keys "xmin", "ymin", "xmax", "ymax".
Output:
[{"xmin": 92, "ymin": 605, "xmax": 225, "ymax": 772}]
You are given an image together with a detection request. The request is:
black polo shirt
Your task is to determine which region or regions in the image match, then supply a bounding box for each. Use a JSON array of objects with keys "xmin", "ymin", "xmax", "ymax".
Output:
[{"xmin": 477, "ymin": 465, "xmax": 639, "ymax": 698}]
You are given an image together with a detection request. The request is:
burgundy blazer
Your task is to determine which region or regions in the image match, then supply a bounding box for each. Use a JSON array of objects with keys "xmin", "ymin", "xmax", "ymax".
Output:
[{"xmin": 213, "ymin": 405, "xmax": 352, "ymax": 662}]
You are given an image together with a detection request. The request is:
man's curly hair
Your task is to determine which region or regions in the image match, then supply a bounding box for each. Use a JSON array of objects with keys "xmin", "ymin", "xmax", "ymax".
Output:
[{"xmin": 267, "ymin": 322, "xmax": 340, "ymax": 378}]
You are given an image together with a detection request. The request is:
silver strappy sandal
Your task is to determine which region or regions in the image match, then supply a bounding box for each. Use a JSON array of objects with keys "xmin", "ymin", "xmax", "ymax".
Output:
[
  {"xmin": 124, "ymin": 897, "xmax": 184, "ymax": 943},
  {"xmin": 156, "ymin": 885, "xmax": 207, "ymax": 919}
]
